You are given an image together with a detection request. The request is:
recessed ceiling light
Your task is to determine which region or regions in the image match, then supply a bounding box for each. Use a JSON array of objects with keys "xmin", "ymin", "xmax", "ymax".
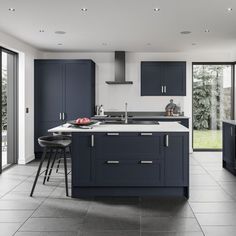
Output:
[
  {"xmin": 227, "ymin": 8, "xmax": 233, "ymax": 11},
  {"xmin": 8, "ymin": 8, "xmax": 15, "ymax": 12},
  {"xmin": 57, "ymin": 43, "xmax": 63, "ymax": 46},
  {"xmin": 205, "ymin": 29, "xmax": 210, "ymax": 33},
  {"xmin": 180, "ymin": 31, "xmax": 192, "ymax": 35},
  {"xmin": 81, "ymin": 8, "xmax": 88, "ymax": 11},
  {"xmin": 154, "ymin": 8, "xmax": 160, "ymax": 12},
  {"xmin": 39, "ymin": 30, "xmax": 44, "ymax": 33},
  {"xmin": 55, "ymin": 31, "xmax": 66, "ymax": 35}
]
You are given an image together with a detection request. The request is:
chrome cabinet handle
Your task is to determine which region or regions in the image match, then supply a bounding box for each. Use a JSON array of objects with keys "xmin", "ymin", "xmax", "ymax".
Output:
[
  {"xmin": 161, "ymin": 86, "xmax": 164, "ymax": 93},
  {"xmin": 231, "ymin": 127, "xmax": 233, "ymax": 136},
  {"xmin": 62, "ymin": 112, "xmax": 65, "ymax": 120},
  {"xmin": 91, "ymin": 135, "xmax": 94, "ymax": 147},
  {"xmin": 141, "ymin": 133, "xmax": 153, "ymax": 136},
  {"xmin": 106, "ymin": 160, "xmax": 119, "ymax": 164},
  {"xmin": 165, "ymin": 134, "xmax": 169, "ymax": 147},
  {"xmin": 107, "ymin": 133, "xmax": 119, "ymax": 136},
  {"xmin": 140, "ymin": 160, "xmax": 153, "ymax": 164},
  {"xmin": 59, "ymin": 113, "xmax": 62, "ymax": 120},
  {"xmin": 164, "ymin": 86, "xmax": 166, "ymax": 93}
]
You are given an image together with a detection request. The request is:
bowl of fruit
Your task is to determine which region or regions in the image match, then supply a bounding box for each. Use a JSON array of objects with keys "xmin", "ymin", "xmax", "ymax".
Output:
[{"xmin": 68, "ymin": 118, "xmax": 98, "ymax": 127}]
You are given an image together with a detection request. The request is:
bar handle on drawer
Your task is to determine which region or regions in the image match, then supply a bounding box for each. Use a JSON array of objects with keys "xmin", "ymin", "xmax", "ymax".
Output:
[
  {"xmin": 140, "ymin": 160, "xmax": 153, "ymax": 164},
  {"xmin": 141, "ymin": 133, "xmax": 153, "ymax": 136},
  {"xmin": 107, "ymin": 133, "xmax": 119, "ymax": 136},
  {"xmin": 91, "ymin": 135, "xmax": 94, "ymax": 147},
  {"xmin": 106, "ymin": 160, "xmax": 120, "ymax": 164},
  {"xmin": 165, "ymin": 134, "xmax": 169, "ymax": 147}
]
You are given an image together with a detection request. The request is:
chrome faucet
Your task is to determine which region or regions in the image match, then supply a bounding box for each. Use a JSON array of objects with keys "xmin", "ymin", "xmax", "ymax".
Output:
[{"xmin": 124, "ymin": 102, "xmax": 128, "ymax": 124}]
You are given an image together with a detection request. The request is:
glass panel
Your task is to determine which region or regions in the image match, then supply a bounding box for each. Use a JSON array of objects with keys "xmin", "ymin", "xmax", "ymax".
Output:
[
  {"xmin": 1, "ymin": 52, "xmax": 7, "ymax": 168},
  {"xmin": 193, "ymin": 64, "xmax": 232, "ymax": 150}
]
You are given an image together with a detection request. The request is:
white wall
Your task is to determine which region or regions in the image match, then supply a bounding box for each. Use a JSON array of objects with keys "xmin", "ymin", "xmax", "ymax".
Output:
[
  {"xmin": 42, "ymin": 51, "xmax": 236, "ymax": 151},
  {"xmin": 0, "ymin": 31, "xmax": 42, "ymax": 164}
]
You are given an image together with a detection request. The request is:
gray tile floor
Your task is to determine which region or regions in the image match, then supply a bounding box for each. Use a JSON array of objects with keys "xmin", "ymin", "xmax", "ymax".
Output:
[{"xmin": 0, "ymin": 152, "xmax": 236, "ymax": 236}]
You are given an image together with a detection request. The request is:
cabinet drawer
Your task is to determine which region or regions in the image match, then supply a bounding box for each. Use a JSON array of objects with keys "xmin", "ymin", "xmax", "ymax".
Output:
[
  {"xmin": 95, "ymin": 159, "xmax": 163, "ymax": 186},
  {"xmin": 95, "ymin": 133, "xmax": 163, "ymax": 160}
]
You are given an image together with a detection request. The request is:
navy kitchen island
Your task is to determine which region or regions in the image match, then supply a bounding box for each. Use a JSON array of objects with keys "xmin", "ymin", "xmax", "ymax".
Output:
[{"xmin": 49, "ymin": 122, "xmax": 189, "ymax": 198}]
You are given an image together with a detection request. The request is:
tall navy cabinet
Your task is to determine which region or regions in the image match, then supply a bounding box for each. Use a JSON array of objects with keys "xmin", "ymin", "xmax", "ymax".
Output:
[{"xmin": 34, "ymin": 60, "xmax": 95, "ymax": 154}]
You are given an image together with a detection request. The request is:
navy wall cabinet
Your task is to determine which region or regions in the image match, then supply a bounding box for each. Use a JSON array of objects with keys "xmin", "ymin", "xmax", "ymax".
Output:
[
  {"xmin": 223, "ymin": 122, "xmax": 236, "ymax": 175},
  {"xmin": 141, "ymin": 62, "xmax": 186, "ymax": 96},
  {"xmin": 72, "ymin": 132, "xmax": 189, "ymax": 198},
  {"xmin": 34, "ymin": 60, "xmax": 95, "ymax": 153}
]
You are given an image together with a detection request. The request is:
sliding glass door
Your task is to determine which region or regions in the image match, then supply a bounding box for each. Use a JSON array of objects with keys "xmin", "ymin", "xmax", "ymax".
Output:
[
  {"xmin": 193, "ymin": 63, "xmax": 233, "ymax": 150},
  {"xmin": 0, "ymin": 48, "xmax": 18, "ymax": 172}
]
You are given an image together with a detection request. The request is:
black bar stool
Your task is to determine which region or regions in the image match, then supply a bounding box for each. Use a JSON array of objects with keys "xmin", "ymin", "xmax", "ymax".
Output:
[{"xmin": 30, "ymin": 135, "xmax": 71, "ymax": 197}]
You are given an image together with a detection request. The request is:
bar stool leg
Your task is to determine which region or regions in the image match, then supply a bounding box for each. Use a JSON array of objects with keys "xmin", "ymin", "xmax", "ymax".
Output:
[
  {"xmin": 43, "ymin": 148, "xmax": 53, "ymax": 184},
  {"xmin": 63, "ymin": 148, "xmax": 69, "ymax": 196},
  {"xmin": 47, "ymin": 148, "xmax": 58, "ymax": 182},
  {"xmin": 56, "ymin": 151, "xmax": 61, "ymax": 173},
  {"xmin": 30, "ymin": 148, "xmax": 47, "ymax": 197}
]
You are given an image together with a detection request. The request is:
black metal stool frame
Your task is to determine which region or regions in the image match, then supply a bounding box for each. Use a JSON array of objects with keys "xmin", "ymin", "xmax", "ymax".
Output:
[{"xmin": 30, "ymin": 145, "xmax": 69, "ymax": 197}]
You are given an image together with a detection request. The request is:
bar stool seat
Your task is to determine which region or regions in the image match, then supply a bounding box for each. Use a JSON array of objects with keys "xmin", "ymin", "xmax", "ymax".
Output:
[
  {"xmin": 30, "ymin": 135, "xmax": 71, "ymax": 197},
  {"xmin": 38, "ymin": 135, "xmax": 71, "ymax": 148}
]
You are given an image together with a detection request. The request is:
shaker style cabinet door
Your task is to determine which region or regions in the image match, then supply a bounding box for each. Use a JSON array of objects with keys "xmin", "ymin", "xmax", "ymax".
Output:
[
  {"xmin": 141, "ymin": 62, "xmax": 163, "ymax": 96},
  {"xmin": 65, "ymin": 61, "xmax": 95, "ymax": 121},
  {"xmin": 164, "ymin": 133, "xmax": 189, "ymax": 186},
  {"xmin": 163, "ymin": 62, "xmax": 186, "ymax": 96}
]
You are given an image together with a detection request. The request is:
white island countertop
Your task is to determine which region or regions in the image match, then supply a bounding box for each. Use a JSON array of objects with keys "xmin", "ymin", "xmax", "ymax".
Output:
[{"xmin": 48, "ymin": 122, "xmax": 189, "ymax": 133}]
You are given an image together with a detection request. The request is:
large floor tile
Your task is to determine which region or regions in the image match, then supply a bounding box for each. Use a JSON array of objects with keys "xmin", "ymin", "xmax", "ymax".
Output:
[
  {"xmin": 19, "ymin": 217, "xmax": 83, "ymax": 232},
  {"xmin": 141, "ymin": 232, "xmax": 204, "ymax": 236},
  {"xmin": 190, "ymin": 202, "xmax": 236, "ymax": 213},
  {"xmin": 202, "ymin": 226, "xmax": 236, "ymax": 236},
  {"xmin": 141, "ymin": 217, "xmax": 201, "ymax": 232},
  {"xmin": 0, "ymin": 200, "xmax": 41, "ymax": 210},
  {"xmin": 0, "ymin": 222, "xmax": 21, "ymax": 236},
  {"xmin": 0, "ymin": 210, "xmax": 33, "ymax": 223},
  {"xmin": 15, "ymin": 232, "xmax": 78, "ymax": 236},
  {"xmin": 195, "ymin": 213, "xmax": 236, "ymax": 226},
  {"xmin": 79, "ymin": 231, "xmax": 140, "ymax": 236},
  {"xmin": 141, "ymin": 197, "xmax": 193, "ymax": 217},
  {"xmin": 190, "ymin": 175, "xmax": 218, "ymax": 186},
  {"xmin": 82, "ymin": 215, "xmax": 140, "ymax": 231},
  {"xmin": 189, "ymin": 189, "xmax": 234, "ymax": 202},
  {"xmin": 32, "ymin": 198, "xmax": 90, "ymax": 219}
]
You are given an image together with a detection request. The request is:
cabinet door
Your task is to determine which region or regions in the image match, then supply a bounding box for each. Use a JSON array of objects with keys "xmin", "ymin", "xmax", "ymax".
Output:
[
  {"xmin": 72, "ymin": 133, "xmax": 94, "ymax": 186},
  {"xmin": 163, "ymin": 62, "xmax": 186, "ymax": 96},
  {"xmin": 164, "ymin": 133, "xmax": 189, "ymax": 186},
  {"xmin": 141, "ymin": 62, "xmax": 163, "ymax": 96},
  {"xmin": 34, "ymin": 61, "xmax": 64, "ymax": 152},
  {"xmin": 35, "ymin": 61, "xmax": 64, "ymax": 122},
  {"xmin": 223, "ymin": 123, "xmax": 235, "ymax": 165},
  {"xmin": 65, "ymin": 61, "xmax": 95, "ymax": 120}
]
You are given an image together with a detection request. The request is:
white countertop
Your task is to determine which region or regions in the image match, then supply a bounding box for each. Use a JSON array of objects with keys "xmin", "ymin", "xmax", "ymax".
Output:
[{"xmin": 48, "ymin": 121, "xmax": 189, "ymax": 133}]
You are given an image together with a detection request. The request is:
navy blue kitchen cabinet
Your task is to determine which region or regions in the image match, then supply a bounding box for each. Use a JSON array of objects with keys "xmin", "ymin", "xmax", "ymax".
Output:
[
  {"xmin": 94, "ymin": 133, "xmax": 164, "ymax": 186},
  {"xmin": 164, "ymin": 133, "xmax": 189, "ymax": 186},
  {"xmin": 141, "ymin": 62, "xmax": 163, "ymax": 96},
  {"xmin": 72, "ymin": 132, "xmax": 189, "ymax": 198},
  {"xmin": 141, "ymin": 61, "xmax": 186, "ymax": 96},
  {"xmin": 223, "ymin": 122, "xmax": 236, "ymax": 174},
  {"xmin": 34, "ymin": 60, "xmax": 95, "ymax": 154}
]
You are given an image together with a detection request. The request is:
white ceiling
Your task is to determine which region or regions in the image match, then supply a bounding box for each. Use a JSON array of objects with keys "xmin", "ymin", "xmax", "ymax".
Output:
[{"xmin": 0, "ymin": 0, "xmax": 236, "ymax": 52}]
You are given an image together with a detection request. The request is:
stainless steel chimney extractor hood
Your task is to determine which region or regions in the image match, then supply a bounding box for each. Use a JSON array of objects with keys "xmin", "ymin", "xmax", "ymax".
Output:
[{"xmin": 106, "ymin": 51, "xmax": 133, "ymax": 84}]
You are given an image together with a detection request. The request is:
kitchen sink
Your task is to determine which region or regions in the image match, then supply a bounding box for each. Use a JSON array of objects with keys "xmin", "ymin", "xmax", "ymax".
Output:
[{"xmin": 102, "ymin": 120, "xmax": 159, "ymax": 125}]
